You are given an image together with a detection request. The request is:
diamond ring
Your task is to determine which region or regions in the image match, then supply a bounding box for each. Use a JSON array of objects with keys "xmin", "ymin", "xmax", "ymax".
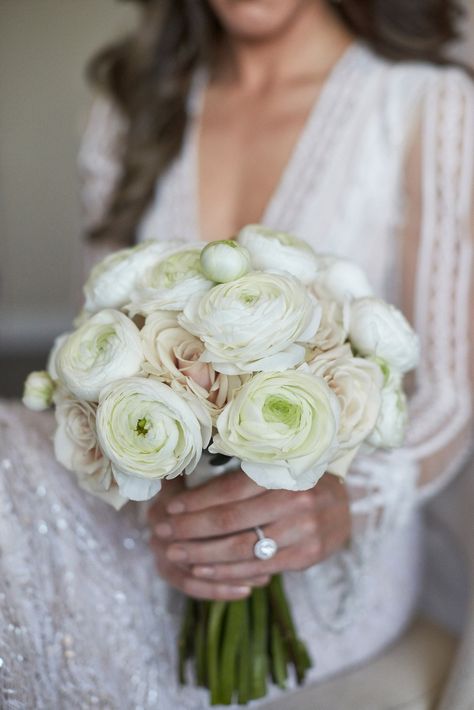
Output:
[{"xmin": 253, "ymin": 526, "xmax": 278, "ymax": 561}]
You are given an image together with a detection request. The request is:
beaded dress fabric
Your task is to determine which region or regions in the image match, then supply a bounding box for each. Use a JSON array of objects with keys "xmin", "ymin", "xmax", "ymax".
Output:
[{"xmin": 1, "ymin": 44, "xmax": 473, "ymax": 709}]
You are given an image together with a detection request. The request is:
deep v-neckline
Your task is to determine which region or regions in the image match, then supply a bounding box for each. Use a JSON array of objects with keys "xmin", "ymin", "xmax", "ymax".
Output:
[{"xmin": 179, "ymin": 41, "xmax": 369, "ymax": 243}]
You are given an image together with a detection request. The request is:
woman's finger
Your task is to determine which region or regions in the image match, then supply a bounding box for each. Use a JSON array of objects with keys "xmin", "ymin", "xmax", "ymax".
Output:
[
  {"xmin": 155, "ymin": 489, "xmax": 304, "ymax": 541},
  {"xmin": 165, "ymin": 511, "xmax": 320, "ymax": 565},
  {"xmin": 165, "ymin": 469, "xmax": 264, "ymax": 514}
]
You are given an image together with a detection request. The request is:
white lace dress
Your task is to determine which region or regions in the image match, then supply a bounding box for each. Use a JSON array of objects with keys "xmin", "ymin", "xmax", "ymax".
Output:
[{"xmin": 1, "ymin": 43, "xmax": 473, "ymax": 709}]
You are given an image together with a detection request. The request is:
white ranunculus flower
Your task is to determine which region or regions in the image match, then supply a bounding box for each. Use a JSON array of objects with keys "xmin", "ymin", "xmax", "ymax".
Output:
[
  {"xmin": 83, "ymin": 240, "xmax": 177, "ymax": 313},
  {"xmin": 313, "ymin": 255, "xmax": 373, "ymax": 303},
  {"xmin": 237, "ymin": 224, "xmax": 319, "ymax": 284},
  {"xmin": 22, "ymin": 371, "xmax": 55, "ymax": 411},
  {"xmin": 366, "ymin": 369, "xmax": 407, "ymax": 449},
  {"xmin": 47, "ymin": 333, "xmax": 70, "ymax": 381},
  {"xmin": 53, "ymin": 394, "xmax": 126, "ymax": 510},
  {"xmin": 349, "ymin": 297, "xmax": 420, "ymax": 373},
  {"xmin": 127, "ymin": 246, "xmax": 213, "ymax": 315},
  {"xmin": 56, "ymin": 309, "xmax": 144, "ymax": 401},
  {"xmin": 178, "ymin": 271, "xmax": 321, "ymax": 374},
  {"xmin": 141, "ymin": 311, "xmax": 247, "ymax": 421},
  {"xmin": 96, "ymin": 377, "xmax": 211, "ymax": 501},
  {"xmin": 200, "ymin": 240, "xmax": 251, "ymax": 283},
  {"xmin": 211, "ymin": 371, "xmax": 340, "ymax": 490},
  {"xmin": 303, "ymin": 344, "xmax": 383, "ymax": 449}
]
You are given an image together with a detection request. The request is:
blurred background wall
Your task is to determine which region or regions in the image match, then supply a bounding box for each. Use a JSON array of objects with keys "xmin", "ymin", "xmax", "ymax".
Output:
[{"xmin": 0, "ymin": 0, "xmax": 473, "ymax": 396}]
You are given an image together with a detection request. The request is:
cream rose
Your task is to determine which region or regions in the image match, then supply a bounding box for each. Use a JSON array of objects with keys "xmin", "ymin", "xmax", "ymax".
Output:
[
  {"xmin": 211, "ymin": 371, "xmax": 340, "ymax": 490},
  {"xmin": 303, "ymin": 344, "xmax": 383, "ymax": 449},
  {"xmin": 305, "ymin": 283, "xmax": 349, "ymax": 351},
  {"xmin": 83, "ymin": 240, "xmax": 176, "ymax": 313},
  {"xmin": 178, "ymin": 271, "xmax": 321, "ymax": 374},
  {"xmin": 56, "ymin": 309, "xmax": 144, "ymax": 401},
  {"xmin": 53, "ymin": 394, "xmax": 126, "ymax": 509},
  {"xmin": 237, "ymin": 224, "xmax": 319, "ymax": 284},
  {"xmin": 96, "ymin": 377, "xmax": 211, "ymax": 501},
  {"xmin": 127, "ymin": 246, "xmax": 213, "ymax": 315},
  {"xmin": 22, "ymin": 371, "xmax": 55, "ymax": 411},
  {"xmin": 141, "ymin": 311, "xmax": 246, "ymax": 420},
  {"xmin": 349, "ymin": 297, "xmax": 419, "ymax": 373}
]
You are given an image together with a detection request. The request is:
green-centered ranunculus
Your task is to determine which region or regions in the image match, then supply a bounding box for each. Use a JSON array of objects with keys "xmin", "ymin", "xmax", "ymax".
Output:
[
  {"xmin": 96, "ymin": 376, "xmax": 211, "ymax": 501},
  {"xmin": 210, "ymin": 371, "xmax": 340, "ymax": 490},
  {"xmin": 127, "ymin": 246, "xmax": 213, "ymax": 315},
  {"xmin": 83, "ymin": 240, "xmax": 177, "ymax": 313},
  {"xmin": 178, "ymin": 271, "xmax": 321, "ymax": 374},
  {"xmin": 56, "ymin": 309, "xmax": 144, "ymax": 401}
]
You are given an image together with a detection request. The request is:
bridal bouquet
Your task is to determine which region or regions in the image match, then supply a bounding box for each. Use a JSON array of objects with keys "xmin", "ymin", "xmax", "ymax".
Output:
[{"xmin": 23, "ymin": 225, "xmax": 419, "ymax": 705}]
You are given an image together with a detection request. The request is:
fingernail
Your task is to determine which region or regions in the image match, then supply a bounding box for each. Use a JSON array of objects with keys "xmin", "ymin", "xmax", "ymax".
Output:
[
  {"xmin": 194, "ymin": 566, "xmax": 215, "ymax": 578},
  {"xmin": 167, "ymin": 546, "xmax": 187, "ymax": 562},
  {"xmin": 167, "ymin": 500, "xmax": 185, "ymax": 514},
  {"xmin": 233, "ymin": 586, "xmax": 251, "ymax": 596},
  {"xmin": 155, "ymin": 523, "xmax": 172, "ymax": 538}
]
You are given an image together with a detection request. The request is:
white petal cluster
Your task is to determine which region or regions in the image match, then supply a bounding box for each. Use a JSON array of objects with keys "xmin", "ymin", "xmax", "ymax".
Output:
[
  {"xmin": 312, "ymin": 255, "xmax": 373, "ymax": 303},
  {"xmin": 237, "ymin": 224, "xmax": 319, "ymax": 284},
  {"xmin": 56, "ymin": 309, "xmax": 144, "ymax": 400},
  {"xmin": 179, "ymin": 271, "xmax": 321, "ymax": 374},
  {"xmin": 349, "ymin": 297, "xmax": 420, "ymax": 373},
  {"xmin": 127, "ymin": 246, "xmax": 213, "ymax": 315},
  {"xmin": 211, "ymin": 371, "xmax": 340, "ymax": 490},
  {"xmin": 83, "ymin": 240, "xmax": 175, "ymax": 313},
  {"xmin": 96, "ymin": 377, "xmax": 211, "ymax": 501}
]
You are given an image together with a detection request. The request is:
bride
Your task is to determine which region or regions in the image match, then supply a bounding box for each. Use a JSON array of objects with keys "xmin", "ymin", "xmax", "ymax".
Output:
[{"xmin": 1, "ymin": 0, "xmax": 473, "ymax": 707}]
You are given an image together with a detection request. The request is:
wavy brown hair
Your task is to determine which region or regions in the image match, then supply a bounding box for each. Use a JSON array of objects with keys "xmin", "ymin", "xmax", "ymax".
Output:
[{"xmin": 87, "ymin": 0, "xmax": 466, "ymax": 245}]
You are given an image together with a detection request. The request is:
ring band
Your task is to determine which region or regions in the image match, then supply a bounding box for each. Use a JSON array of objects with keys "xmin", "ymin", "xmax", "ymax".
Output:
[{"xmin": 253, "ymin": 526, "xmax": 278, "ymax": 560}]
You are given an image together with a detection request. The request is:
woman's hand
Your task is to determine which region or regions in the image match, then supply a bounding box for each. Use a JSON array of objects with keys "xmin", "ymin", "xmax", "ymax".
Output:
[{"xmin": 148, "ymin": 469, "xmax": 351, "ymax": 600}]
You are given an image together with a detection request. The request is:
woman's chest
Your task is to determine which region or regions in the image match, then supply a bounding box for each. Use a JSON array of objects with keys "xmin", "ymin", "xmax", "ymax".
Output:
[{"xmin": 197, "ymin": 83, "xmax": 327, "ymax": 241}]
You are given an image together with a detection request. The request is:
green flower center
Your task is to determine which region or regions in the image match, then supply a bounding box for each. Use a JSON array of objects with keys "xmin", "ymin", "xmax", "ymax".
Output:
[
  {"xmin": 262, "ymin": 395, "xmax": 301, "ymax": 428},
  {"xmin": 149, "ymin": 250, "xmax": 201, "ymax": 288},
  {"xmin": 135, "ymin": 417, "xmax": 150, "ymax": 437}
]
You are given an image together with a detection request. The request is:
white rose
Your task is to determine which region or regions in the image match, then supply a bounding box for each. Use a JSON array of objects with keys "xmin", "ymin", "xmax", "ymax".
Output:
[
  {"xmin": 200, "ymin": 240, "xmax": 251, "ymax": 283},
  {"xmin": 22, "ymin": 371, "xmax": 55, "ymax": 411},
  {"xmin": 178, "ymin": 271, "xmax": 321, "ymax": 374},
  {"xmin": 313, "ymin": 255, "xmax": 373, "ymax": 303},
  {"xmin": 303, "ymin": 344, "xmax": 382, "ymax": 449},
  {"xmin": 53, "ymin": 394, "xmax": 126, "ymax": 510},
  {"xmin": 366, "ymin": 373, "xmax": 407, "ymax": 449},
  {"xmin": 141, "ymin": 311, "xmax": 247, "ymax": 421},
  {"xmin": 237, "ymin": 224, "xmax": 319, "ymax": 284},
  {"xmin": 349, "ymin": 297, "xmax": 419, "ymax": 373},
  {"xmin": 211, "ymin": 371, "xmax": 340, "ymax": 490},
  {"xmin": 83, "ymin": 240, "xmax": 177, "ymax": 313},
  {"xmin": 56, "ymin": 309, "xmax": 144, "ymax": 401},
  {"xmin": 96, "ymin": 377, "xmax": 211, "ymax": 501},
  {"xmin": 127, "ymin": 246, "xmax": 213, "ymax": 315}
]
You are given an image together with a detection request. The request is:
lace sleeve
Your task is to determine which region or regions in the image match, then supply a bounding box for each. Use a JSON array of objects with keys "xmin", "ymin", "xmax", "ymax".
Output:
[{"xmin": 349, "ymin": 68, "xmax": 474, "ymax": 526}]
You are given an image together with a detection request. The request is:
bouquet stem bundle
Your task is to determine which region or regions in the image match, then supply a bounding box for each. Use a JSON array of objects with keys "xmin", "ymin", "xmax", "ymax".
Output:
[{"xmin": 178, "ymin": 574, "xmax": 312, "ymax": 705}]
